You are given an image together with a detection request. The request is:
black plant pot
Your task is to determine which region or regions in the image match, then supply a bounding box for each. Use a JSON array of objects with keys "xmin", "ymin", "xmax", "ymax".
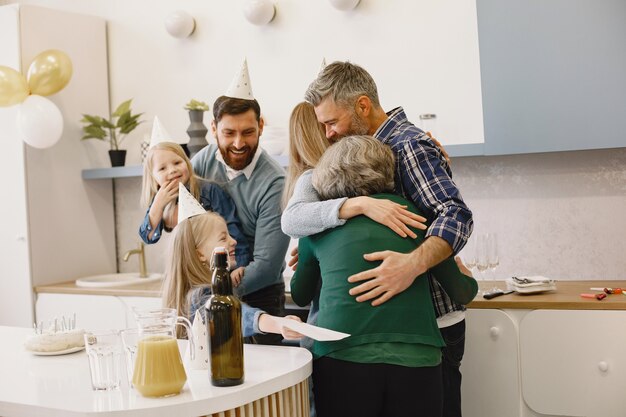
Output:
[
  {"xmin": 180, "ymin": 144, "xmax": 190, "ymax": 158},
  {"xmin": 108, "ymin": 150, "xmax": 127, "ymax": 167}
]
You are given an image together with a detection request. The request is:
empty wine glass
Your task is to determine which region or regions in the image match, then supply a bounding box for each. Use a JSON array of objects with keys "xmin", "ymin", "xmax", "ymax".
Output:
[
  {"xmin": 461, "ymin": 237, "xmax": 477, "ymax": 272},
  {"xmin": 486, "ymin": 233, "xmax": 500, "ymax": 291},
  {"xmin": 476, "ymin": 234, "xmax": 490, "ymax": 293}
]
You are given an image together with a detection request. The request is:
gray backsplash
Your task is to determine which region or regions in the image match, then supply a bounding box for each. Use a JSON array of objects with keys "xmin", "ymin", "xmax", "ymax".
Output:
[{"xmin": 115, "ymin": 147, "xmax": 626, "ymax": 282}]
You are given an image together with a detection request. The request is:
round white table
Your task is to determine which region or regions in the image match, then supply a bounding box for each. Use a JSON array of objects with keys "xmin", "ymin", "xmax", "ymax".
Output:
[{"xmin": 0, "ymin": 326, "xmax": 312, "ymax": 417}]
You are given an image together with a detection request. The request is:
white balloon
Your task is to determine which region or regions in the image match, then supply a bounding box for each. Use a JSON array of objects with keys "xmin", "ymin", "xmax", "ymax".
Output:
[
  {"xmin": 17, "ymin": 95, "xmax": 63, "ymax": 149},
  {"xmin": 329, "ymin": 0, "xmax": 360, "ymax": 11},
  {"xmin": 243, "ymin": 0, "xmax": 276, "ymax": 26},
  {"xmin": 164, "ymin": 10, "xmax": 196, "ymax": 38}
]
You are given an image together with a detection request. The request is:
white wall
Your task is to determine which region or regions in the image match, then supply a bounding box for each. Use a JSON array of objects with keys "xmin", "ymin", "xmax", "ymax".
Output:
[
  {"xmin": 453, "ymin": 148, "xmax": 626, "ymax": 280},
  {"xmin": 114, "ymin": 148, "xmax": 626, "ymax": 282}
]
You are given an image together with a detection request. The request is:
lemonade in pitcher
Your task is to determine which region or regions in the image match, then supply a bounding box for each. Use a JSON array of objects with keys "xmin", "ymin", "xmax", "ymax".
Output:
[{"xmin": 131, "ymin": 308, "xmax": 194, "ymax": 397}]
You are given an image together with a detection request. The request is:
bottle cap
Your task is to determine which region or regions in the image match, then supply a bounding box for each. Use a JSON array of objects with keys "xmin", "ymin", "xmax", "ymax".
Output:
[{"xmin": 212, "ymin": 246, "xmax": 228, "ymax": 268}]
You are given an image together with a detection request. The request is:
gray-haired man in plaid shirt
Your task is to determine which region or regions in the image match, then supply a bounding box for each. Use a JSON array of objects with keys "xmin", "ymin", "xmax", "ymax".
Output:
[{"xmin": 282, "ymin": 61, "xmax": 473, "ymax": 417}]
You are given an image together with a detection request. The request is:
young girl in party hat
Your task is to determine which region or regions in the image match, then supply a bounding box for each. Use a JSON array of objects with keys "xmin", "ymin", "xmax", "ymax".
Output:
[
  {"xmin": 139, "ymin": 117, "xmax": 251, "ymax": 277},
  {"xmin": 164, "ymin": 184, "xmax": 302, "ymax": 339}
]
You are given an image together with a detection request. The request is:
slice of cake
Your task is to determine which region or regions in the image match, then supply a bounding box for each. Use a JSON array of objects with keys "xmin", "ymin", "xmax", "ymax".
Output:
[{"xmin": 25, "ymin": 328, "xmax": 86, "ymax": 353}]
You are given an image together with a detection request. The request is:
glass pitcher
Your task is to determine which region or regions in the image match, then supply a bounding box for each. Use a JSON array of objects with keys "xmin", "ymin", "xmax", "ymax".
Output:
[{"xmin": 131, "ymin": 308, "xmax": 195, "ymax": 397}]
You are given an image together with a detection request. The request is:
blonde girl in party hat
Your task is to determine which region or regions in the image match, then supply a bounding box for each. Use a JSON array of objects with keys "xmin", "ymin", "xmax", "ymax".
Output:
[
  {"xmin": 164, "ymin": 184, "xmax": 303, "ymax": 339},
  {"xmin": 139, "ymin": 116, "xmax": 251, "ymax": 283}
]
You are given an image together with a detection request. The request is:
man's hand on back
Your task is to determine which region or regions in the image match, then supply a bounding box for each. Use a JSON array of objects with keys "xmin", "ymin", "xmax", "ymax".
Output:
[{"xmin": 347, "ymin": 236, "xmax": 452, "ymax": 306}]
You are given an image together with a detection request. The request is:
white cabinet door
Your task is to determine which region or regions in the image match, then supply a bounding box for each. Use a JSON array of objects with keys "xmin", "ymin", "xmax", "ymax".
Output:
[
  {"xmin": 36, "ymin": 293, "xmax": 127, "ymax": 331},
  {"xmin": 36, "ymin": 294, "xmax": 162, "ymax": 331},
  {"xmin": 0, "ymin": 6, "xmax": 33, "ymax": 328},
  {"xmin": 520, "ymin": 310, "xmax": 626, "ymax": 417},
  {"xmin": 461, "ymin": 309, "xmax": 521, "ymax": 417},
  {"xmin": 0, "ymin": 4, "xmax": 114, "ymax": 328}
]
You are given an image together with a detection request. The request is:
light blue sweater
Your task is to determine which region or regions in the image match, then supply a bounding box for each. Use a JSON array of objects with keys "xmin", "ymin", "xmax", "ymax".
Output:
[
  {"xmin": 192, "ymin": 144, "xmax": 290, "ymax": 297},
  {"xmin": 281, "ymin": 170, "xmax": 348, "ymax": 239}
]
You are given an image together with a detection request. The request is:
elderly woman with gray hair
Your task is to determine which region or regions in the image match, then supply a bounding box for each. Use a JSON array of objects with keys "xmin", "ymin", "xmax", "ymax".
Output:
[{"xmin": 289, "ymin": 135, "xmax": 477, "ymax": 417}]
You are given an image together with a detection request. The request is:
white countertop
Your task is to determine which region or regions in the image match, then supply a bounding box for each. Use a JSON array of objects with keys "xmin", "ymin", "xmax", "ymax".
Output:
[{"xmin": 0, "ymin": 326, "xmax": 312, "ymax": 417}]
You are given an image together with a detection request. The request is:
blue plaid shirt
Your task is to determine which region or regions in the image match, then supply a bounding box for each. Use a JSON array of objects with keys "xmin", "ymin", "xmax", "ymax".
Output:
[{"xmin": 375, "ymin": 107, "xmax": 473, "ymax": 316}]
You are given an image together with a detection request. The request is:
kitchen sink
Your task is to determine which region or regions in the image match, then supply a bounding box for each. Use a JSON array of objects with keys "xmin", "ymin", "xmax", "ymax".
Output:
[{"xmin": 75, "ymin": 272, "xmax": 163, "ymax": 288}]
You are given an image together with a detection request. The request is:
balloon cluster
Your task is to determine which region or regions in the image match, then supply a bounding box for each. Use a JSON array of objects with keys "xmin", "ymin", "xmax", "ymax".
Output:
[{"xmin": 0, "ymin": 49, "xmax": 72, "ymax": 149}]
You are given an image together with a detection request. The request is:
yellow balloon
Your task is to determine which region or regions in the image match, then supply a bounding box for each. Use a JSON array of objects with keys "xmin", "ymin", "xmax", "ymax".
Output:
[
  {"xmin": 27, "ymin": 49, "xmax": 73, "ymax": 96},
  {"xmin": 0, "ymin": 65, "xmax": 29, "ymax": 107}
]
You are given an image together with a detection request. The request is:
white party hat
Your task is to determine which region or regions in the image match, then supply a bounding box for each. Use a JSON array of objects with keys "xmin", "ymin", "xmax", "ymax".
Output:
[
  {"xmin": 150, "ymin": 116, "xmax": 188, "ymax": 146},
  {"xmin": 186, "ymin": 310, "xmax": 209, "ymax": 370},
  {"xmin": 149, "ymin": 116, "xmax": 174, "ymax": 147},
  {"xmin": 318, "ymin": 57, "xmax": 327, "ymax": 74},
  {"xmin": 225, "ymin": 59, "xmax": 254, "ymax": 100},
  {"xmin": 177, "ymin": 182, "xmax": 205, "ymax": 223}
]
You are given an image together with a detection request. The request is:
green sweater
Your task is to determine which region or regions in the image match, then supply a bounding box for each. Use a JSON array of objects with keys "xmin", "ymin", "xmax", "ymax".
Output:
[
  {"xmin": 290, "ymin": 194, "xmax": 477, "ymax": 364},
  {"xmin": 191, "ymin": 145, "xmax": 290, "ymax": 297}
]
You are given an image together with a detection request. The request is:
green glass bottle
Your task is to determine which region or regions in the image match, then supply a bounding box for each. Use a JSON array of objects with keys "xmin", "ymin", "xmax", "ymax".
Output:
[{"xmin": 206, "ymin": 246, "xmax": 244, "ymax": 386}]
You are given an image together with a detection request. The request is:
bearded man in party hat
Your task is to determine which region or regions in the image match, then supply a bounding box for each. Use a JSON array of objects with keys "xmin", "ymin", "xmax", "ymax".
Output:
[{"xmin": 191, "ymin": 59, "xmax": 290, "ymax": 346}]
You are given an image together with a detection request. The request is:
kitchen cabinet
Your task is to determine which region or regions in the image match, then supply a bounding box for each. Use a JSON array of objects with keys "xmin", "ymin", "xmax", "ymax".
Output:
[
  {"xmin": 520, "ymin": 310, "xmax": 626, "ymax": 417},
  {"xmin": 36, "ymin": 293, "xmax": 161, "ymax": 330},
  {"xmin": 462, "ymin": 306, "xmax": 626, "ymax": 417},
  {"xmin": 477, "ymin": 0, "xmax": 626, "ymax": 155},
  {"xmin": 36, "ymin": 293, "xmax": 127, "ymax": 331},
  {"xmin": 461, "ymin": 309, "xmax": 522, "ymax": 417},
  {"xmin": 0, "ymin": 4, "xmax": 115, "ymax": 327}
]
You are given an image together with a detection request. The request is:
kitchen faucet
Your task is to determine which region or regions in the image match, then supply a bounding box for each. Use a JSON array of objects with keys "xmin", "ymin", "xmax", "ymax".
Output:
[{"xmin": 123, "ymin": 242, "xmax": 148, "ymax": 278}]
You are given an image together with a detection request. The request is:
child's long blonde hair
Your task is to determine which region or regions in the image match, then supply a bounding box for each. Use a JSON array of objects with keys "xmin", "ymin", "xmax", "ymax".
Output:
[
  {"xmin": 163, "ymin": 211, "xmax": 224, "ymax": 321},
  {"xmin": 141, "ymin": 142, "xmax": 200, "ymax": 208},
  {"xmin": 282, "ymin": 102, "xmax": 331, "ymax": 208}
]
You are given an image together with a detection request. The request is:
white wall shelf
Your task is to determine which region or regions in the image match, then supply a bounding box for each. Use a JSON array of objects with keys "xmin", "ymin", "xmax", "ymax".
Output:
[
  {"xmin": 82, "ymin": 154, "xmax": 290, "ymax": 180},
  {"xmin": 82, "ymin": 165, "xmax": 143, "ymax": 180}
]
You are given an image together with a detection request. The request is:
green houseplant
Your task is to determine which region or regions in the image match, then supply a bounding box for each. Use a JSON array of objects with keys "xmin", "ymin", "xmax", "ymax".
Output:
[
  {"xmin": 184, "ymin": 99, "xmax": 209, "ymax": 158},
  {"xmin": 80, "ymin": 99, "xmax": 144, "ymax": 167},
  {"xmin": 183, "ymin": 99, "xmax": 209, "ymax": 112}
]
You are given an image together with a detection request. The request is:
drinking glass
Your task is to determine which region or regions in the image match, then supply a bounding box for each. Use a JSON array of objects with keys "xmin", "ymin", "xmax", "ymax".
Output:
[
  {"xmin": 475, "ymin": 234, "xmax": 490, "ymax": 293},
  {"xmin": 84, "ymin": 330, "xmax": 123, "ymax": 391},
  {"xmin": 461, "ymin": 236, "xmax": 477, "ymax": 272},
  {"xmin": 487, "ymin": 233, "xmax": 500, "ymax": 291},
  {"xmin": 120, "ymin": 328, "xmax": 139, "ymax": 387}
]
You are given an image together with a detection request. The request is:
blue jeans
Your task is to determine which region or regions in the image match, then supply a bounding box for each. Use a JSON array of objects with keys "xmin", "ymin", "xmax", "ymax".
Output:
[{"xmin": 441, "ymin": 319, "xmax": 466, "ymax": 417}]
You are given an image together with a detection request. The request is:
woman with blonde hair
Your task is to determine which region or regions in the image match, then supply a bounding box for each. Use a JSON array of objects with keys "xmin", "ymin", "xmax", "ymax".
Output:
[
  {"xmin": 282, "ymin": 102, "xmax": 331, "ymax": 208},
  {"xmin": 163, "ymin": 211, "xmax": 303, "ymax": 339}
]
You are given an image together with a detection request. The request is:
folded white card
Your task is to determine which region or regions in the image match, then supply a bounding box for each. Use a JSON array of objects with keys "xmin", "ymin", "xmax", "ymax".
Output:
[
  {"xmin": 186, "ymin": 310, "xmax": 209, "ymax": 370},
  {"xmin": 274, "ymin": 318, "xmax": 350, "ymax": 341}
]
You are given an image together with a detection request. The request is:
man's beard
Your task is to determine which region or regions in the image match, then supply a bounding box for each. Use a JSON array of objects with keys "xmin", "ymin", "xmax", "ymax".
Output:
[
  {"xmin": 333, "ymin": 110, "xmax": 370, "ymax": 143},
  {"xmin": 218, "ymin": 141, "xmax": 258, "ymax": 171}
]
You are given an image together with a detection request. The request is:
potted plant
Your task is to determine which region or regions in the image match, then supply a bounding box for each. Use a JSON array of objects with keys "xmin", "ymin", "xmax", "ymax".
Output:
[
  {"xmin": 184, "ymin": 99, "xmax": 209, "ymax": 158},
  {"xmin": 80, "ymin": 99, "xmax": 144, "ymax": 167}
]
